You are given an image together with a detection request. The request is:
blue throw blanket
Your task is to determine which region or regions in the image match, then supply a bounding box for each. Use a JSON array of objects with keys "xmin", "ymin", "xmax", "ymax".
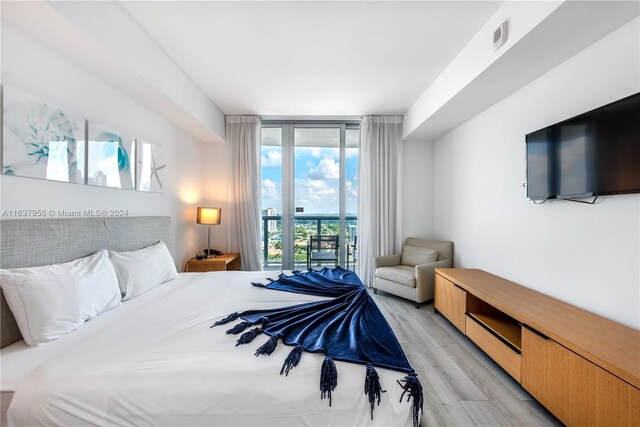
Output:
[{"xmin": 211, "ymin": 267, "xmax": 424, "ymax": 426}]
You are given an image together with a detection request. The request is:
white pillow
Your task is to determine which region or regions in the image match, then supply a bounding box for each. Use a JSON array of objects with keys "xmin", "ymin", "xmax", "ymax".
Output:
[
  {"xmin": 109, "ymin": 241, "xmax": 178, "ymax": 300},
  {"xmin": 401, "ymin": 246, "xmax": 438, "ymax": 267},
  {"xmin": 0, "ymin": 250, "xmax": 121, "ymax": 345}
]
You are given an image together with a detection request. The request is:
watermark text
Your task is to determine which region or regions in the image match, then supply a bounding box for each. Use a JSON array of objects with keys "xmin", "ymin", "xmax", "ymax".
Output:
[{"xmin": 2, "ymin": 209, "xmax": 130, "ymax": 218}]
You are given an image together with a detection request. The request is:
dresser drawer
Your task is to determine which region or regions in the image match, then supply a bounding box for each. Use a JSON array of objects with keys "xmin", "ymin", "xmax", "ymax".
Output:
[
  {"xmin": 466, "ymin": 314, "xmax": 521, "ymax": 382},
  {"xmin": 521, "ymin": 326, "xmax": 571, "ymax": 423},
  {"xmin": 434, "ymin": 274, "xmax": 467, "ymax": 332},
  {"xmin": 522, "ymin": 326, "xmax": 640, "ymax": 426}
]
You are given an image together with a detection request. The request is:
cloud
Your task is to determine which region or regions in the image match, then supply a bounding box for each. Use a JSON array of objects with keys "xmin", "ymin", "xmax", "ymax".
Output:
[
  {"xmin": 307, "ymin": 179, "xmax": 337, "ymax": 196},
  {"xmin": 308, "ymin": 158, "xmax": 339, "ymax": 180},
  {"xmin": 345, "ymin": 180, "xmax": 357, "ymax": 198},
  {"xmin": 296, "ymin": 147, "xmax": 321, "ymax": 158},
  {"xmin": 294, "ymin": 178, "xmax": 339, "ymax": 214},
  {"xmin": 261, "ymin": 150, "xmax": 282, "ymax": 167},
  {"xmin": 297, "ymin": 147, "xmax": 339, "ymax": 159},
  {"xmin": 296, "ymin": 179, "xmax": 338, "ymax": 200},
  {"xmin": 261, "ymin": 178, "xmax": 282, "ymax": 211},
  {"xmin": 262, "ymin": 178, "xmax": 280, "ymax": 197},
  {"xmin": 259, "ymin": 142, "xmax": 358, "ymax": 214}
]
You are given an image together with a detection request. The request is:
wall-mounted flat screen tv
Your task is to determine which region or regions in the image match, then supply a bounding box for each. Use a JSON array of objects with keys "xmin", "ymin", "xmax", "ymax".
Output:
[{"xmin": 526, "ymin": 92, "xmax": 640, "ymax": 201}]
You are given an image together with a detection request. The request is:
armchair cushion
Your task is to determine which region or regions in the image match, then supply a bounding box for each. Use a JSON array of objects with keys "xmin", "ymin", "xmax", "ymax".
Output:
[
  {"xmin": 373, "ymin": 253, "xmax": 402, "ymax": 270},
  {"xmin": 401, "ymin": 246, "xmax": 437, "ymax": 267},
  {"xmin": 375, "ymin": 265, "xmax": 416, "ymax": 288}
]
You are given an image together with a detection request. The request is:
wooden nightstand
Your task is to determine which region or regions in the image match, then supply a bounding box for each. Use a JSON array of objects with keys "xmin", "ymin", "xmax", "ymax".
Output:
[{"xmin": 185, "ymin": 253, "xmax": 241, "ymax": 272}]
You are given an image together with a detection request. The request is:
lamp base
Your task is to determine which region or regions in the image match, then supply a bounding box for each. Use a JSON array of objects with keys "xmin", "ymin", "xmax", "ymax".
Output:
[{"xmin": 204, "ymin": 249, "xmax": 222, "ymax": 257}]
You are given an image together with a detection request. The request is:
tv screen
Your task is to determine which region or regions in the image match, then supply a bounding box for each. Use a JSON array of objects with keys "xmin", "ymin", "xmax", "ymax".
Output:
[{"xmin": 526, "ymin": 93, "xmax": 640, "ymax": 201}]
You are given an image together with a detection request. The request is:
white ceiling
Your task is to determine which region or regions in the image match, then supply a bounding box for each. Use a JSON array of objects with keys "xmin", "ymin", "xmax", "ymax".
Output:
[{"xmin": 122, "ymin": 1, "xmax": 501, "ymax": 116}]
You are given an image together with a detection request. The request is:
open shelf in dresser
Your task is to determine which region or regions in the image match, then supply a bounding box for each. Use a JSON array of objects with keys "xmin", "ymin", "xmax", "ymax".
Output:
[
  {"xmin": 466, "ymin": 292, "xmax": 521, "ymax": 353},
  {"xmin": 467, "ymin": 311, "xmax": 521, "ymax": 352}
]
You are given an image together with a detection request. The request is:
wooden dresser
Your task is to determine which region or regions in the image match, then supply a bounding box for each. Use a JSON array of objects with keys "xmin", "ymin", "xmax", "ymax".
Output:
[{"xmin": 434, "ymin": 268, "xmax": 640, "ymax": 426}]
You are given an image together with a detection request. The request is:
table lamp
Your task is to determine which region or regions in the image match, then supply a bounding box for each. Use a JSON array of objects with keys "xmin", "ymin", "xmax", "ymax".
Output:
[{"xmin": 196, "ymin": 207, "xmax": 221, "ymax": 258}]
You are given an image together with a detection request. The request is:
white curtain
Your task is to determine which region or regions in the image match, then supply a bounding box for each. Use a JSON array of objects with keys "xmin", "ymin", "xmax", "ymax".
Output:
[
  {"xmin": 226, "ymin": 116, "xmax": 262, "ymax": 271},
  {"xmin": 357, "ymin": 116, "xmax": 403, "ymax": 286}
]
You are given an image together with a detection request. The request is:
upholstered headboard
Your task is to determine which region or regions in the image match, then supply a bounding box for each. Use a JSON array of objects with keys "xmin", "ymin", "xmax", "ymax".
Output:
[{"xmin": 0, "ymin": 216, "xmax": 172, "ymax": 348}]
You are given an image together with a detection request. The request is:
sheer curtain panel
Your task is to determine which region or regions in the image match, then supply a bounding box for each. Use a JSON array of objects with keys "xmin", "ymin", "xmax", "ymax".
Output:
[
  {"xmin": 226, "ymin": 116, "xmax": 262, "ymax": 271},
  {"xmin": 357, "ymin": 116, "xmax": 403, "ymax": 286}
]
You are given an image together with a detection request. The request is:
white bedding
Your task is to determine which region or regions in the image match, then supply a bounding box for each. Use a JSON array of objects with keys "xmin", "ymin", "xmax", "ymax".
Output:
[
  {"xmin": 3, "ymin": 271, "xmax": 411, "ymax": 426},
  {"xmin": 1, "ymin": 274, "xmax": 200, "ymax": 391}
]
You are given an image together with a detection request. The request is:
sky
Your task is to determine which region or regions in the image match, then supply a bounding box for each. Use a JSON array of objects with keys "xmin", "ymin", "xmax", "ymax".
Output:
[{"xmin": 261, "ymin": 129, "xmax": 358, "ymax": 215}]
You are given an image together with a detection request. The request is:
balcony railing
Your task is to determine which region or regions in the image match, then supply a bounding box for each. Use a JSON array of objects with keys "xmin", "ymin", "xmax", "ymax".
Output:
[{"xmin": 262, "ymin": 215, "xmax": 357, "ymax": 270}]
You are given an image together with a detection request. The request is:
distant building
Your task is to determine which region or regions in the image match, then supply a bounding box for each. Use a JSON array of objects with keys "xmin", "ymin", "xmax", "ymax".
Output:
[
  {"xmin": 348, "ymin": 224, "xmax": 357, "ymax": 243},
  {"xmin": 262, "ymin": 208, "xmax": 278, "ymax": 232}
]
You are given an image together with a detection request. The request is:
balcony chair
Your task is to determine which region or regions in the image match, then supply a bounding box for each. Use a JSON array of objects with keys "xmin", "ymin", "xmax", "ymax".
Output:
[
  {"xmin": 307, "ymin": 235, "xmax": 339, "ymax": 270},
  {"xmin": 346, "ymin": 235, "xmax": 357, "ymax": 271},
  {"xmin": 373, "ymin": 238, "xmax": 453, "ymax": 308}
]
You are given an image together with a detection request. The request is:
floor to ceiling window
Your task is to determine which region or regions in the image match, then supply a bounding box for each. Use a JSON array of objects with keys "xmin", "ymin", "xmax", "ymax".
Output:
[{"xmin": 260, "ymin": 122, "xmax": 359, "ymax": 271}]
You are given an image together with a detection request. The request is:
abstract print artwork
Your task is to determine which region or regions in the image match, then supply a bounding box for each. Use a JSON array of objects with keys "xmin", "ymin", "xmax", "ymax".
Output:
[
  {"xmin": 2, "ymin": 86, "xmax": 85, "ymax": 183},
  {"xmin": 87, "ymin": 123, "xmax": 135, "ymax": 190},
  {"xmin": 136, "ymin": 140, "xmax": 166, "ymax": 193},
  {"xmin": 2, "ymin": 85, "xmax": 168, "ymax": 193}
]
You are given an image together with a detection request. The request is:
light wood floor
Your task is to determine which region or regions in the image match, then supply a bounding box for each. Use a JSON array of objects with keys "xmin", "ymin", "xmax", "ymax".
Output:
[{"xmin": 372, "ymin": 291, "xmax": 563, "ymax": 427}]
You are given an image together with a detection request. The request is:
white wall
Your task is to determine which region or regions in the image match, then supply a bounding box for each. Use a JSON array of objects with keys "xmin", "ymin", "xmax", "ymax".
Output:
[
  {"xmin": 0, "ymin": 23, "xmax": 226, "ymax": 269},
  {"xmin": 203, "ymin": 138, "xmax": 231, "ymax": 253},
  {"xmin": 401, "ymin": 140, "xmax": 434, "ymax": 242},
  {"xmin": 432, "ymin": 18, "xmax": 640, "ymax": 329}
]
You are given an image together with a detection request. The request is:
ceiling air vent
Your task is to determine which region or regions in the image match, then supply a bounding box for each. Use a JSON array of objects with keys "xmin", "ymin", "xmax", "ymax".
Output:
[{"xmin": 493, "ymin": 21, "xmax": 508, "ymax": 51}]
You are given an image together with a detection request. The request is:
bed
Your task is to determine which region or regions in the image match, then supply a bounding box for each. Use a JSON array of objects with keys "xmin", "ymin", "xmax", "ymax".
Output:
[{"xmin": 0, "ymin": 217, "xmax": 412, "ymax": 426}]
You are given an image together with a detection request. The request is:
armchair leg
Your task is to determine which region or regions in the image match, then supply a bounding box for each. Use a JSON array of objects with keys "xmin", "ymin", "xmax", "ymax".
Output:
[{"xmin": 414, "ymin": 302, "xmax": 421, "ymax": 309}]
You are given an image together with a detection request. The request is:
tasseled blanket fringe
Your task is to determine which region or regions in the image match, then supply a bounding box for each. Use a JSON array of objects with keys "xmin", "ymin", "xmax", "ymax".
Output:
[
  {"xmin": 225, "ymin": 321, "xmax": 253, "ymax": 335},
  {"xmin": 236, "ymin": 327, "xmax": 262, "ymax": 346},
  {"xmin": 364, "ymin": 363, "xmax": 386, "ymax": 420},
  {"xmin": 280, "ymin": 345, "xmax": 303, "ymax": 376},
  {"xmin": 397, "ymin": 371, "xmax": 424, "ymax": 427},
  {"xmin": 320, "ymin": 355, "xmax": 338, "ymax": 407},
  {"xmin": 255, "ymin": 335, "xmax": 279, "ymax": 356},
  {"xmin": 210, "ymin": 312, "xmax": 240, "ymax": 327}
]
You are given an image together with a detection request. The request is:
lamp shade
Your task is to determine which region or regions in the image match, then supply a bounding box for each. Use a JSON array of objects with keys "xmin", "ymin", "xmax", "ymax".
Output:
[{"xmin": 197, "ymin": 207, "xmax": 221, "ymax": 225}]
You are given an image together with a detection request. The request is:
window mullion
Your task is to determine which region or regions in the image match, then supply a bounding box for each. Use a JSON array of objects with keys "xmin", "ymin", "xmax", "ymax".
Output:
[
  {"xmin": 281, "ymin": 124, "xmax": 294, "ymax": 270},
  {"xmin": 339, "ymin": 124, "xmax": 346, "ymax": 267}
]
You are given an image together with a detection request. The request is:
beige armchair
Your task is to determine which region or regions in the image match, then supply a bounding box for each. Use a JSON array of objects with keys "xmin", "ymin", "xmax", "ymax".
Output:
[{"xmin": 373, "ymin": 238, "xmax": 453, "ymax": 308}]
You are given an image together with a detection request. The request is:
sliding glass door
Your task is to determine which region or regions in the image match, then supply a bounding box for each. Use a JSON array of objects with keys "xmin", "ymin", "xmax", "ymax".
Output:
[{"xmin": 261, "ymin": 122, "xmax": 359, "ymax": 271}]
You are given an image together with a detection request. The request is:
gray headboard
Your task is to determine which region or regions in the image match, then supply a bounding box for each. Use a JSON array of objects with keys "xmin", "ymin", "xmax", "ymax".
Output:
[{"xmin": 0, "ymin": 216, "xmax": 172, "ymax": 348}]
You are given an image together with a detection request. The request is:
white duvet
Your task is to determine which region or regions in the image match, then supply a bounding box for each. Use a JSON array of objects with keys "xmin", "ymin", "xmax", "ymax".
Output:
[{"xmin": 6, "ymin": 271, "xmax": 411, "ymax": 427}]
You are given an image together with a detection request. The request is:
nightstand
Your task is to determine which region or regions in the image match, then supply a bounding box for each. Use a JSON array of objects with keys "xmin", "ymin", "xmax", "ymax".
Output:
[{"xmin": 185, "ymin": 253, "xmax": 241, "ymax": 272}]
